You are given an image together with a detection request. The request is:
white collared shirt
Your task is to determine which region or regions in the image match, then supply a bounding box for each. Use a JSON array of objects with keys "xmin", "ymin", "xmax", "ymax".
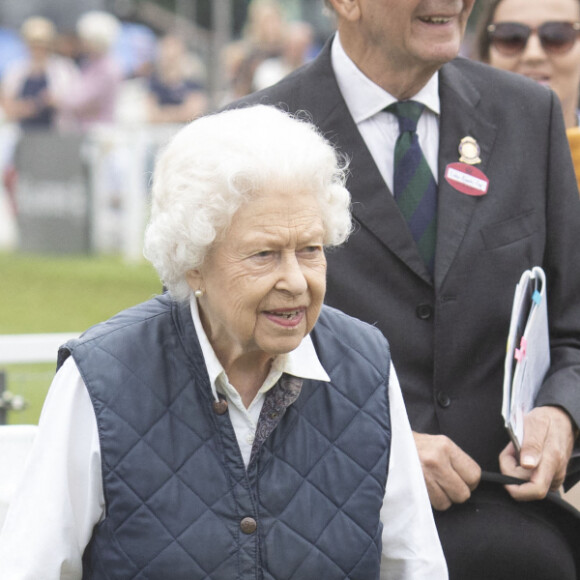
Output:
[
  {"xmin": 331, "ymin": 33, "xmax": 440, "ymax": 193},
  {"xmin": 0, "ymin": 300, "xmax": 447, "ymax": 579},
  {"xmin": 191, "ymin": 297, "xmax": 330, "ymax": 466}
]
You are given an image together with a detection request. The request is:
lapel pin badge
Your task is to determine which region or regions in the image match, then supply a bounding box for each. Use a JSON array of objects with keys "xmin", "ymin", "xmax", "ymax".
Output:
[
  {"xmin": 458, "ymin": 136, "xmax": 481, "ymax": 165},
  {"xmin": 445, "ymin": 136, "xmax": 489, "ymax": 197}
]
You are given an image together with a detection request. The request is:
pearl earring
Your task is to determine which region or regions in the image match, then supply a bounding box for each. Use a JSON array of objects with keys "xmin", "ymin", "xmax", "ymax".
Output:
[{"xmin": 194, "ymin": 289, "xmax": 204, "ymax": 298}]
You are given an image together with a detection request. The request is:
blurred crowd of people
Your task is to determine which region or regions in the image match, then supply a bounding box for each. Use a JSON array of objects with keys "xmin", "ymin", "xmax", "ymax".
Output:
[
  {"xmin": 0, "ymin": 0, "xmax": 320, "ymax": 133},
  {"xmin": 221, "ymin": 0, "xmax": 317, "ymax": 101},
  {"xmin": 0, "ymin": 0, "xmax": 321, "ymax": 254}
]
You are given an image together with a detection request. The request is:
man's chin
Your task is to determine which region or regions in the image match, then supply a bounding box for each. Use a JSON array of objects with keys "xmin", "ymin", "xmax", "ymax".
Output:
[{"xmin": 412, "ymin": 37, "xmax": 463, "ymax": 66}]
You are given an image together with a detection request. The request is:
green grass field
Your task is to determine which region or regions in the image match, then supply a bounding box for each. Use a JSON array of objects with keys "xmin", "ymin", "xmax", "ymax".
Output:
[{"xmin": 1, "ymin": 251, "xmax": 161, "ymax": 424}]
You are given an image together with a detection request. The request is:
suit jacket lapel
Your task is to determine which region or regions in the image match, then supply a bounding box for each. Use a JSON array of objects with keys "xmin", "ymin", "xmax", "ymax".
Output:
[
  {"xmin": 295, "ymin": 41, "xmax": 432, "ymax": 283},
  {"xmin": 287, "ymin": 46, "xmax": 500, "ymax": 287},
  {"xmin": 435, "ymin": 60, "xmax": 498, "ymax": 288}
]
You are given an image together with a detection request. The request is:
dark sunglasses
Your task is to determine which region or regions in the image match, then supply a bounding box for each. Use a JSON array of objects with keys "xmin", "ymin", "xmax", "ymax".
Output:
[{"xmin": 487, "ymin": 21, "xmax": 580, "ymax": 56}]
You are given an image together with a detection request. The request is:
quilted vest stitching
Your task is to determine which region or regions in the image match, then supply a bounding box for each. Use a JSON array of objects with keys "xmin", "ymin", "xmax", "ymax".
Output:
[{"xmin": 59, "ymin": 296, "xmax": 391, "ymax": 580}]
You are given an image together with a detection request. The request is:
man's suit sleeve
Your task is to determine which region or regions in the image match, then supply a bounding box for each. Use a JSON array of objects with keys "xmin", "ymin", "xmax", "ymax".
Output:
[{"xmin": 534, "ymin": 90, "xmax": 580, "ymax": 485}]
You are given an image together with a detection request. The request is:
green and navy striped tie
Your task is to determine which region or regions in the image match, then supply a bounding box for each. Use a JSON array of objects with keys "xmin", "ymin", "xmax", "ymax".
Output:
[{"xmin": 386, "ymin": 100, "xmax": 437, "ymax": 273}]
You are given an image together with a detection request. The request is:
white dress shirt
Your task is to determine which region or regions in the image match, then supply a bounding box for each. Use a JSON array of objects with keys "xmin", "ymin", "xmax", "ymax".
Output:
[
  {"xmin": 0, "ymin": 298, "xmax": 447, "ymax": 579},
  {"xmin": 331, "ymin": 33, "xmax": 440, "ymax": 193}
]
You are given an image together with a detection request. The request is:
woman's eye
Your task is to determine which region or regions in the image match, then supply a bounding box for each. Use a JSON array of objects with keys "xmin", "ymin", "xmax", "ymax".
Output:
[
  {"xmin": 300, "ymin": 245, "xmax": 322, "ymax": 254},
  {"xmin": 253, "ymin": 250, "xmax": 273, "ymax": 259}
]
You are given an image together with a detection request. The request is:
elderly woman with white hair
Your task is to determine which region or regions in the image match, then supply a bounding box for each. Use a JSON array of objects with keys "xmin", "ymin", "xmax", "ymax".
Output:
[
  {"xmin": 0, "ymin": 105, "xmax": 447, "ymax": 579},
  {"xmin": 55, "ymin": 10, "xmax": 122, "ymax": 130}
]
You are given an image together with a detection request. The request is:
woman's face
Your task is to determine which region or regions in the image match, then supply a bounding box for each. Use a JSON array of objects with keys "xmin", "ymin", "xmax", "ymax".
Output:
[
  {"xmin": 488, "ymin": 0, "xmax": 580, "ymax": 119},
  {"xmin": 187, "ymin": 185, "xmax": 327, "ymax": 368}
]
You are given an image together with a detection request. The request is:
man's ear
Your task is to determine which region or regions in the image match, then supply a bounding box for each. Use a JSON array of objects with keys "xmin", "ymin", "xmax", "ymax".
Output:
[{"xmin": 328, "ymin": 0, "xmax": 362, "ymax": 21}]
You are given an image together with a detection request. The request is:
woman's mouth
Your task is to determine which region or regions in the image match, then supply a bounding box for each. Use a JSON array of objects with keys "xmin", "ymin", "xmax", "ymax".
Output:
[
  {"xmin": 522, "ymin": 72, "xmax": 551, "ymax": 88},
  {"xmin": 264, "ymin": 308, "xmax": 305, "ymax": 327}
]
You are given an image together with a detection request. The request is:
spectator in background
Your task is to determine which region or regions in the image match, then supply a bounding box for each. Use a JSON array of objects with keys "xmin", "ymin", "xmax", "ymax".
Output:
[
  {"xmin": 1, "ymin": 16, "xmax": 79, "ymax": 131},
  {"xmin": 222, "ymin": 0, "xmax": 287, "ymax": 101},
  {"xmin": 475, "ymin": 0, "xmax": 580, "ymax": 192},
  {"xmin": 113, "ymin": 21, "xmax": 157, "ymax": 81},
  {"xmin": 146, "ymin": 34, "xmax": 208, "ymax": 124},
  {"xmin": 55, "ymin": 11, "xmax": 123, "ymax": 131},
  {"xmin": 54, "ymin": 29, "xmax": 82, "ymax": 66},
  {"xmin": 252, "ymin": 21, "xmax": 315, "ymax": 91},
  {"xmin": 244, "ymin": 0, "xmax": 286, "ymax": 56}
]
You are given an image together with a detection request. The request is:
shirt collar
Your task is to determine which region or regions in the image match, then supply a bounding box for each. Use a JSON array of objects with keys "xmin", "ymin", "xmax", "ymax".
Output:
[
  {"xmin": 331, "ymin": 32, "xmax": 440, "ymax": 123},
  {"xmin": 189, "ymin": 297, "xmax": 330, "ymax": 402}
]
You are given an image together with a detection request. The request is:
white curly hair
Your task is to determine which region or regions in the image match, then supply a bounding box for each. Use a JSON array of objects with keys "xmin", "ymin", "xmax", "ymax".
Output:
[{"xmin": 143, "ymin": 105, "xmax": 352, "ymax": 302}]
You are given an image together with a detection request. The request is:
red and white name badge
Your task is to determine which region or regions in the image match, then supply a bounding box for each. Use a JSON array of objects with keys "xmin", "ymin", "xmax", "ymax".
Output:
[{"xmin": 444, "ymin": 162, "xmax": 489, "ymax": 196}]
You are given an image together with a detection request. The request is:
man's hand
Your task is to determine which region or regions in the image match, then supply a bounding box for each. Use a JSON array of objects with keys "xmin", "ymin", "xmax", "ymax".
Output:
[
  {"xmin": 413, "ymin": 432, "xmax": 482, "ymax": 511},
  {"xmin": 499, "ymin": 405, "xmax": 576, "ymax": 501}
]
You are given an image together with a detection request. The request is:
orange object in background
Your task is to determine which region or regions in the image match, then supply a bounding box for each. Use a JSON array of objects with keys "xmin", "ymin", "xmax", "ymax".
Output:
[{"xmin": 566, "ymin": 126, "xmax": 580, "ymax": 195}]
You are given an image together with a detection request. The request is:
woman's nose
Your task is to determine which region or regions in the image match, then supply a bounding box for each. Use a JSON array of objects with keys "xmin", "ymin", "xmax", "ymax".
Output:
[
  {"xmin": 521, "ymin": 32, "xmax": 548, "ymax": 62},
  {"xmin": 276, "ymin": 253, "xmax": 308, "ymax": 294}
]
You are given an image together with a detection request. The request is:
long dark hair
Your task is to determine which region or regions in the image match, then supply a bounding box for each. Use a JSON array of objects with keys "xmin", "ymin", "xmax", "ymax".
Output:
[{"xmin": 474, "ymin": 0, "xmax": 505, "ymax": 62}]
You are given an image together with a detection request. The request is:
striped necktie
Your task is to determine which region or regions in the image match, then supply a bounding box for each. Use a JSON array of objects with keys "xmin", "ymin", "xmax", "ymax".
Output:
[{"xmin": 386, "ymin": 101, "xmax": 437, "ymax": 274}]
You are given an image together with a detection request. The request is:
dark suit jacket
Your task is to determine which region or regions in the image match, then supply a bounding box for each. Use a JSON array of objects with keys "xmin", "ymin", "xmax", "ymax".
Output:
[{"xmin": 230, "ymin": 38, "xmax": 580, "ymax": 481}]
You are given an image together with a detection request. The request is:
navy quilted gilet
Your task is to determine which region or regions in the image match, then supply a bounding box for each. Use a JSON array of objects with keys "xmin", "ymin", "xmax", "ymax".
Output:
[{"xmin": 58, "ymin": 295, "xmax": 391, "ymax": 580}]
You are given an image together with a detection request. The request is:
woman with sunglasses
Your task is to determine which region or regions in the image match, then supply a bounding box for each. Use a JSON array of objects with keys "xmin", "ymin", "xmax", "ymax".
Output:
[{"xmin": 476, "ymin": 0, "xmax": 580, "ymax": 190}]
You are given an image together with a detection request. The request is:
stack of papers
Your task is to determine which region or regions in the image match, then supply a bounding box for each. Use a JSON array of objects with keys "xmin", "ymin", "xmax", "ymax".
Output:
[{"xmin": 502, "ymin": 267, "xmax": 550, "ymax": 452}]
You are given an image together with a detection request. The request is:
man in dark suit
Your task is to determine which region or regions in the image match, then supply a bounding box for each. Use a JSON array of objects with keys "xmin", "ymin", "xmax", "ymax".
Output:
[{"xmin": 229, "ymin": 0, "xmax": 580, "ymax": 577}]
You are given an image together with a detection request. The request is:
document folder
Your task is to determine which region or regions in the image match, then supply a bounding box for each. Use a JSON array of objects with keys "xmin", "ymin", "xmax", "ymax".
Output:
[{"xmin": 502, "ymin": 266, "xmax": 550, "ymax": 452}]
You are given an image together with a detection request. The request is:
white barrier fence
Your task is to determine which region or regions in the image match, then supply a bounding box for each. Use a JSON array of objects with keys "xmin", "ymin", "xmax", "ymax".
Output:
[
  {"xmin": 85, "ymin": 124, "xmax": 180, "ymax": 261},
  {"xmin": 0, "ymin": 333, "xmax": 79, "ymax": 423},
  {"xmin": 0, "ymin": 122, "xmax": 182, "ymax": 262},
  {"xmin": 0, "ymin": 333, "xmax": 79, "ymax": 365},
  {"xmin": 0, "ymin": 424, "xmax": 38, "ymax": 529}
]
